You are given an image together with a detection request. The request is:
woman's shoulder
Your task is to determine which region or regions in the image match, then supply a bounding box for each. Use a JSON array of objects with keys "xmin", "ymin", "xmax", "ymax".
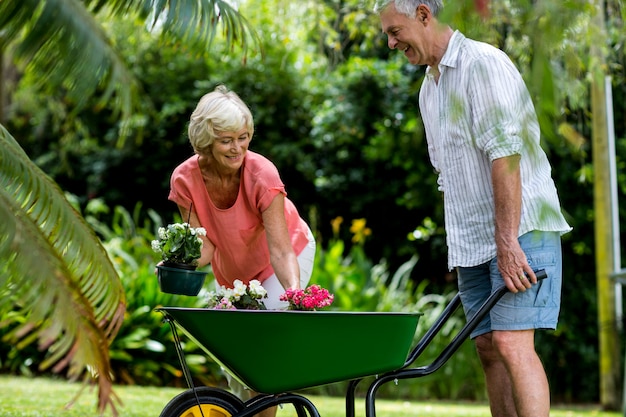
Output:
[
  {"xmin": 243, "ymin": 151, "xmax": 279, "ymax": 176},
  {"xmin": 172, "ymin": 155, "xmax": 200, "ymax": 177},
  {"xmin": 242, "ymin": 151, "xmax": 284, "ymax": 197}
]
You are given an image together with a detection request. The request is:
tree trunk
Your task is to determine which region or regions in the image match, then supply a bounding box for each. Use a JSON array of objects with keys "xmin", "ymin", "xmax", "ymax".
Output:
[{"xmin": 591, "ymin": 0, "xmax": 621, "ymax": 410}]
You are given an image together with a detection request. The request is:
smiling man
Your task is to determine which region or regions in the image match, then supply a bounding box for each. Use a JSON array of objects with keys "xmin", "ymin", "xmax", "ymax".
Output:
[{"xmin": 374, "ymin": 1, "xmax": 571, "ymax": 417}]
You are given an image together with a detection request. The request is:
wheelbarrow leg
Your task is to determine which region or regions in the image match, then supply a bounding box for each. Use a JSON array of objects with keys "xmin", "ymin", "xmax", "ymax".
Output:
[
  {"xmin": 163, "ymin": 313, "xmax": 195, "ymax": 389},
  {"xmin": 345, "ymin": 378, "xmax": 362, "ymax": 417}
]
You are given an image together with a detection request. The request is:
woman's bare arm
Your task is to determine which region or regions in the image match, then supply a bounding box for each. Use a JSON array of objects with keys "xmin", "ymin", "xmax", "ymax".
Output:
[{"xmin": 262, "ymin": 194, "xmax": 300, "ymax": 290}]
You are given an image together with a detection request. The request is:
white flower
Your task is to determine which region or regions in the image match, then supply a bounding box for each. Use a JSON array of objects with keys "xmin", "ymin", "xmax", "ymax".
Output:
[
  {"xmin": 248, "ymin": 280, "xmax": 267, "ymax": 299},
  {"xmin": 206, "ymin": 291, "xmax": 218, "ymax": 307},
  {"xmin": 220, "ymin": 287, "xmax": 234, "ymax": 300},
  {"xmin": 232, "ymin": 280, "xmax": 247, "ymax": 300},
  {"xmin": 151, "ymin": 240, "xmax": 162, "ymax": 252},
  {"xmin": 207, "ymin": 279, "xmax": 267, "ymax": 310},
  {"xmin": 196, "ymin": 227, "xmax": 207, "ymax": 236},
  {"xmin": 153, "ymin": 222, "xmax": 204, "ymax": 265}
]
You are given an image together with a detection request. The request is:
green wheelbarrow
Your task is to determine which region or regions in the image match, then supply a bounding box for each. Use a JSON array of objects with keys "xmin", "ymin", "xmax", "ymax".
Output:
[{"xmin": 157, "ymin": 269, "xmax": 547, "ymax": 417}]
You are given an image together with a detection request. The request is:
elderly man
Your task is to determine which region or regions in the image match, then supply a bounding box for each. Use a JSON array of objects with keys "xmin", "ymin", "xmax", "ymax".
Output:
[{"xmin": 374, "ymin": 1, "xmax": 571, "ymax": 416}]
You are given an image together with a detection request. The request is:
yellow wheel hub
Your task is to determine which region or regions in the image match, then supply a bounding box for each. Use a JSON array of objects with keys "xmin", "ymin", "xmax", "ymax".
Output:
[{"xmin": 178, "ymin": 403, "xmax": 233, "ymax": 417}]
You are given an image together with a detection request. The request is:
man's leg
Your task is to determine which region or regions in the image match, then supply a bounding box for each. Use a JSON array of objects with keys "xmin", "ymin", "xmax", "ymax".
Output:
[
  {"xmin": 493, "ymin": 329, "xmax": 550, "ymax": 417},
  {"xmin": 475, "ymin": 332, "xmax": 517, "ymax": 417},
  {"xmin": 475, "ymin": 329, "xmax": 550, "ymax": 417}
]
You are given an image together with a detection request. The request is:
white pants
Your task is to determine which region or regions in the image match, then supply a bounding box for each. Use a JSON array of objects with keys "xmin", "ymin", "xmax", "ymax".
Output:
[{"xmin": 260, "ymin": 226, "xmax": 316, "ymax": 310}]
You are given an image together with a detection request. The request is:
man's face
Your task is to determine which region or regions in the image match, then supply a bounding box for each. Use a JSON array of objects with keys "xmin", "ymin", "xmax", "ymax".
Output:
[{"xmin": 380, "ymin": 4, "xmax": 430, "ymax": 66}]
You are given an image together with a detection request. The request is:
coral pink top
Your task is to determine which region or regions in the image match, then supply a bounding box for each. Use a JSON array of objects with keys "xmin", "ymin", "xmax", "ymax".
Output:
[{"xmin": 168, "ymin": 152, "xmax": 310, "ymax": 288}]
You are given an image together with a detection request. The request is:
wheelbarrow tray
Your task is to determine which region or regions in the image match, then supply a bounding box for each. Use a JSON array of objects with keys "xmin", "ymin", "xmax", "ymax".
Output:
[{"xmin": 159, "ymin": 307, "xmax": 421, "ymax": 394}]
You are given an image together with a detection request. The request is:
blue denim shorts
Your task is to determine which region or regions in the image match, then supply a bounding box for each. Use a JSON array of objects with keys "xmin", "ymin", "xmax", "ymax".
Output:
[{"xmin": 457, "ymin": 230, "xmax": 563, "ymax": 339}]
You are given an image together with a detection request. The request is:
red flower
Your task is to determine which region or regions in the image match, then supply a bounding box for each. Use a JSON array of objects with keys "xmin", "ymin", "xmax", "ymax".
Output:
[{"xmin": 474, "ymin": 0, "xmax": 489, "ymax": 18}]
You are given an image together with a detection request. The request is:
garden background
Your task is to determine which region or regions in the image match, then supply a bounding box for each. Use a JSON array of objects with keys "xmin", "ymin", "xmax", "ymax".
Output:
[{"xmin": 1, "ymin": 0, "xmax": 626, "ymax": 414}]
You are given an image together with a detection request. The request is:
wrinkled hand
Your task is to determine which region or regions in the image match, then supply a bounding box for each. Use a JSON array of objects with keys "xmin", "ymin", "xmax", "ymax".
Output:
[{"xmin": 497, "ymin": 242, "xmax": 536, "ymax": 293}]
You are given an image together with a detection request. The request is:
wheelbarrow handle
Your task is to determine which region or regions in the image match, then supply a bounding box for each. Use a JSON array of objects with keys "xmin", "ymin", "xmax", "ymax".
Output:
[
  {"xmin": 359, "ymin": 269, "xmax": 548, "ymax": 417},
  {"xmin": 393, "ymin": 268, "xmax": 547, "ymax": 375},
  {"xmin": 494, "ymin": 268, "xmax": 548, "ymax": 298}
]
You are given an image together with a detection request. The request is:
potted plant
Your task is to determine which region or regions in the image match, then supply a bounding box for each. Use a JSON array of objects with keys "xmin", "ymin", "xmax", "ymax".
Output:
[{"xmin": 152, "ymin": 222, "xmax": 208, "ymax": 296}]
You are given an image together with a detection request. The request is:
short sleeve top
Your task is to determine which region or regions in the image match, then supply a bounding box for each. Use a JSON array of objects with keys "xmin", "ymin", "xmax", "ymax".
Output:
[{"xmin": 168, "ymin": 151, "xmax": 310, "ymax": 287}]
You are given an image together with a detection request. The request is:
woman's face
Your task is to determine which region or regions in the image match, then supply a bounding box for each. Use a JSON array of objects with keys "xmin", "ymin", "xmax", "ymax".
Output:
[{"xmin": 210, "ymin": 127, "xmax": 251, "ymax": 171}]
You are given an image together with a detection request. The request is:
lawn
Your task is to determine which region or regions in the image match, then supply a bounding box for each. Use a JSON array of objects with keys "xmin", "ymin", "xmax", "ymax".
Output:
[{"xmin": 0, "ymin": 375, "xmax": 621, "ymax": 417}]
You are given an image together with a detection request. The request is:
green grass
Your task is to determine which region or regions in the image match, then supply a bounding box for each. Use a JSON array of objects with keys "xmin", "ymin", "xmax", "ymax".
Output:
[{"xmin": 0, "ymin": 375, "xmax": 621, "ymax": 417}]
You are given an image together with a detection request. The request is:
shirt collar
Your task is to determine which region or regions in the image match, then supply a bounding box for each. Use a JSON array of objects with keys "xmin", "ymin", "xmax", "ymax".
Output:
[{"xmin": 425, "ymin": 30, "xmax": 464, "ymax": 77}]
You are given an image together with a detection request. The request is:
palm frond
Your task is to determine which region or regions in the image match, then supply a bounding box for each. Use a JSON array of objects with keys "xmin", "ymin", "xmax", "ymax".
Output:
[
  {"xmin": 0, "ymin": 124, "xmax": 126, "ymax": 416},
  {"xmin": 1, "ymin": 0, "xmax": 143, "ymax": 125},
  {"xmin": 147, "ymin": 0, "xmax": 261, "ymax": 55},
  {"xmin": 0, "ymin": 0, "xmax": 259, "ymax": 136}
]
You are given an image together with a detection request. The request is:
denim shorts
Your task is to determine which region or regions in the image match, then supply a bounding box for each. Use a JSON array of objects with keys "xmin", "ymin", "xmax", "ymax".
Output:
[{"xmin": 457, "ymin": 230, "xmax": 562, "ymax": 339}]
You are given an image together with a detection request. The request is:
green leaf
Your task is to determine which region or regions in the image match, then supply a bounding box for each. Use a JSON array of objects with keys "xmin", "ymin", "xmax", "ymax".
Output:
[
  {"xmin": 0, "ymin": 0, "xmax": 259, "ymax": 141},
  {"xmin": 0, "ymin": 124, "xmax": 126, "ymax": 415}
]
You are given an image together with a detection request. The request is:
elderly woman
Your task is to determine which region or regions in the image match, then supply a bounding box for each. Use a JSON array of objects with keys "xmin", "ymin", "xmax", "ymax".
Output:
[
  {"xmin": 169, "ymin": 84, "xmax": 315, "ymax": 306},
  {"xmin": 167, "ymin": 85, "xmax": 316, "ymax": 416}
]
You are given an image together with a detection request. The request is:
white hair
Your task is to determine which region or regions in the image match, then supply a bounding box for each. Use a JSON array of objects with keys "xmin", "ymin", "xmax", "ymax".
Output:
[
  {"xmin": 187, "ymin": 85, "xmax": 254, "ymax": 154},
  {"xmin": 373, "ymin": 0, "xmax": 444, "ymax": 18}
]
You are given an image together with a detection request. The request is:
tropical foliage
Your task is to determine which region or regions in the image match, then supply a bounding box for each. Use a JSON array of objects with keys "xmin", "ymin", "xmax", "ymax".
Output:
[
  {"xmin": 0, "ymin": 126, "xmax": 126, "ymax": 413},
  {"xmin": 0, "ymin": 0, "xmax": 258, "ymax": 132},
  {"xmin": 0, "ymin": 0, "xmax": 256, "ymax": 414}
]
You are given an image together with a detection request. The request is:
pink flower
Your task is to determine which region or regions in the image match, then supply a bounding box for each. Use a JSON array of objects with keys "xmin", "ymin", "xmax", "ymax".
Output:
[
  {"xmin": 215, "ymin": 297, "xmax": 236, "ymax": 310},
  {"xmin": 279, "ymin": 285, "xmax": 334, "ymax": 311}
]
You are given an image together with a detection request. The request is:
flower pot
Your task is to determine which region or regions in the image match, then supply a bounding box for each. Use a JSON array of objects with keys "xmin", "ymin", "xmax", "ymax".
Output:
[
  {"xmin": 157, "ymin": 265, "xmax": 207, "ymax": 296},
  {"xmin": 163, "ymin": 261, "xmax": 198, "ymax": 271}
]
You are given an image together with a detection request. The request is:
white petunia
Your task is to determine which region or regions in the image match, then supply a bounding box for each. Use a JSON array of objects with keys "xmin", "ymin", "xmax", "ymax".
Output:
[
  {"xmin": 232, "ymin": 280, "xmax": 247, "ymax": 300},
  {"xmin": 205, "ymin": 291, "xmax": 218, "ymax": 307},
  {"xmin": 151, "ymin": 240, "xmax": 162, "ymax": 252},
  {"xmin": 221, "ymin": 287, "xmax": 234, "ymax": 300},
  {"xmin": 248, "ymin": 280, "xmax": 267, "ymax": 299}
]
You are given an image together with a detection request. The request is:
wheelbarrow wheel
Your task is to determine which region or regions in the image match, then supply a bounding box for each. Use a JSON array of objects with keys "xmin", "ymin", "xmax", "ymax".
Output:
[{"xmin": 159, "ymin": 386, "xmax": 245, "ymax": 417}]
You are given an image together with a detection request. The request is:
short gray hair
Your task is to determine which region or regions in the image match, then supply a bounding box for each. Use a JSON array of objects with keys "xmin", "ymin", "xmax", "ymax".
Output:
[
  {"xmin": 187, "ymin": 85, "xmax": 254, "ymax": 155},
  {"xmin": 373, "ymin": 0, "xmax": 443, "ymax": 18}
]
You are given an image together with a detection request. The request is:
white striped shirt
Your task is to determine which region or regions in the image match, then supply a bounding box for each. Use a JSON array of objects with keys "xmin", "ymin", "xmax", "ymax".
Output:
[{"xmin": 419, "ymin": 31, "xmax": 571, "ymax": 269}]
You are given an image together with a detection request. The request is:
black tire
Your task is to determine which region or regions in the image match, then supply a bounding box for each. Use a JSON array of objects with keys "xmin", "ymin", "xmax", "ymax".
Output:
[{"xmin": 159, "ymin": 386, "xmax": 245, "ymax": 417}]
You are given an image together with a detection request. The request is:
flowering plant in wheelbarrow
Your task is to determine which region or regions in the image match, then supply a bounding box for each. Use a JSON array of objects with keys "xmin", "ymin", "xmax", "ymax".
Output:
[
  {"xmin": 280, "ymin": 284, "xmax": 334, "ymax": 311},
  {"xmin": 152, "ymin": 222, "xmax": 208, "ymax": 296},
  {"xmin": 207, "ymin": 279, "xmax": 268, "ymax": 310}
]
